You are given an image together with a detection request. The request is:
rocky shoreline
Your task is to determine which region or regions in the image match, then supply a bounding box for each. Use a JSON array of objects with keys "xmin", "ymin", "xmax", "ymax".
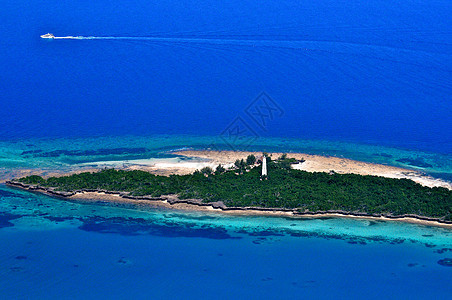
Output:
[{"xmin": 5, "ymin": 180, "xmax": 452, "ymax": 228}]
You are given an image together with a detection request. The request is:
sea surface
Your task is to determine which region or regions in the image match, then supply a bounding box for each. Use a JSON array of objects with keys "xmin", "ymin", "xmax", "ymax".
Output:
[
  {"xmin": 1, "ymin": 185, "xmax": 451, "ymax": 299},
  {"xmin": 0, "ymin": 0, "xmax": 451, "ymax": 298}
]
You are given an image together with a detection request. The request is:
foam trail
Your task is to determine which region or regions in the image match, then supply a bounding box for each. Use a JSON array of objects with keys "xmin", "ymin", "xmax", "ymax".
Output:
[
  {"xmin": 53, "ymin": 36, "xmax": 84, "ymax": 40},
  {"xmin": 54, "ymin": 35, "xmax": 321, "ymax": 51},
  {"xmin": 75, "ymin": 35, "xmax": 314, "ymax": 48},
  {"xmin": 52, "ymin": 35, "xmax": 443, "ymax": 55},
  {"xmin": 49, "ymin": 35, "xmax": 450, "ymax": 69}
]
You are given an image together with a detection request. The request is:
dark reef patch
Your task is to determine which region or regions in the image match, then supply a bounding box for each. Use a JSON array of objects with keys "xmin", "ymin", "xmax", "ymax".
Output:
[
  {"xmin": 78, "ymin": 216, "xmax": 239, "ymax": 239},
  {"xmin": 282, "ymin": 217, "xmax": 310, "ymax": 222},
  {"xmin": 0, "ymin": 212, "xmax": 22, "ymax": 229},
  {"xmin": 117, "ymin": 257, "xmax": 132, "ymax": 265},
  {"xmin": 428, "ymin": 172, "xmax": 452, "ymax": 182},
  {"xmin": 9, "ymin": 267, "xmax": 23, "ymax": 272},
  {"xmin": 32, "ymin": 147, "xmax": 149, "ymax": 158},
  {"xmin": 0, "ymin": 188, "xmax": 29, "ymax": 199},
  {"xmin": 248, "ymin": 230, "xmax": 284, "ymax": 237},
  {"xmin": 316, "ymin": 217, "xmax": 335, "ymax": 221},
  {"xmin": 252, "ymin": 237, "xmax": 268, "ymax": 244},
  {"xmin": 282, "ymin": 228, "xmax": 409, "ymax": 246},
  {"xmin": 261, "ymin": 277, "xmax": 273, "ymax": 281},
  {"xmin": 21, "ymin": 149, "xmax": 43, "ymax": 155},
  {"xmin": 434, "ymin": 248, "xmax": 452, "ymax": 254},
  {"xmin": 388, "ymin": 238, "xmax": 405, "ymax": 245},
  {"xmin": 373, "ymin": 153, "xmax": 393, "ymax": 158},
  {"xmin": 396, "ymin": 158, "xmax": 433, "ymax": 168},
  {"xmin": 367, "ymin": 221, "xmax": 383, "ymax": 226},
  {"xmin": 347, "ymin": 237, "xmax": 367, "ymax": 245},
  {"xmin": 44, "ymin": 216, "xmax": 75, "ymax": 222},
  {"xmin": 15, "ymin": 256, "xmax": 27, "ymax": 260},
  {"xmin": 437, "ymin": 258, "xmax": 452, "ymax": 267}
]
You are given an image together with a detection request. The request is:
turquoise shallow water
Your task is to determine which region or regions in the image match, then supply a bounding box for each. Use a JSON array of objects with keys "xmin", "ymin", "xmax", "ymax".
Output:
[{"xmin": 0, "ymin": 185, "xmax": 451, "ymax": 299}]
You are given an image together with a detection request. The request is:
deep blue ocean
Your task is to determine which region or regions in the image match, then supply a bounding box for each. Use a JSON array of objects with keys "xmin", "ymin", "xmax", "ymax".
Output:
[
  {"xmin": 0, "ymin": 0, "xmax": 451, "ymax": 298},
  {"xmin": 1, "ymin": 0, "xmax": 451, "ymax": 153}
]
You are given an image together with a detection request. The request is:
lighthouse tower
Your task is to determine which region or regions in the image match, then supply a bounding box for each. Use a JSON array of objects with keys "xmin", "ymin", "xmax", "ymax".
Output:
[{"xmin": 262, "ymin": 156, "xmax": 267, "ymax": 178}]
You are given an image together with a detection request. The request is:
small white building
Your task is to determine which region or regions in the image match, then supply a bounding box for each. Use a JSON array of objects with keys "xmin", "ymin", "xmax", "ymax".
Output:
[{"xmin": 262, "ymin": 156, "xmax": 267, "ymax": 177}]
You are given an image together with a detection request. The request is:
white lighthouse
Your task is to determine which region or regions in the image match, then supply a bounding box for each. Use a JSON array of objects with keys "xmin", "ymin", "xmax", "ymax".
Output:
[{"xmin": 262, "ymin": 156, "xmax": 267, "ymax": 177}]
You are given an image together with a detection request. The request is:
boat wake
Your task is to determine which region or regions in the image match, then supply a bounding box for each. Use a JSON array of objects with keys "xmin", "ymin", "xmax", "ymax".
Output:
[
  {"xmin": 49, "ymin": 35, "xmax": 317, "ymax": 48},
  {"xmin": 40, "ymin": 34, "xmax": 451, "ymax": 71},
  {"xmin": 41, "ymin": 34, "xmax": 446, "ymax": 55}
]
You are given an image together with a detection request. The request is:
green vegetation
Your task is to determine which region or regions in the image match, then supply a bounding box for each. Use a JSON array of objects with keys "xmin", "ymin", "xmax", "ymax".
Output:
[
  {"xmin": 200, "ymin": 166, "xmax": 213, "ymax": 175},
  {"xmin": 215, "ymin": 164, "xmax": 226, "ymax": 174},
  {"xmin": 246, "ymin": 154, "xmax": 256, "ymax": 165},
  {"xmin": 234, "ymin": 159, "xmax": 246, "ymax": 173},
  {"xmin": 17, "ymin": 155, "xmax": 452, "ymax": 221}
]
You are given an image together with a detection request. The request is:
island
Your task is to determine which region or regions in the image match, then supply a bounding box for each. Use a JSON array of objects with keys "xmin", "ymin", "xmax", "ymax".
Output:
[{"xmin": 7, "ymin": 152, "xmax": 452, "ymax": 227}]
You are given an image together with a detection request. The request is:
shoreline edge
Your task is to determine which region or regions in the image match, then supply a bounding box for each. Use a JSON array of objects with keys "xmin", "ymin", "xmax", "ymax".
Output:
[{"xmin": 6, "ymin": 180, "xmax": 452, "ymax": 229}]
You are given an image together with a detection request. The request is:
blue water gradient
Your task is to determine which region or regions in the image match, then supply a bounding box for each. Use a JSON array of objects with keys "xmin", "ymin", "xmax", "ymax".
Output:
[
  {"xmin": 0, "ymin": 186, "xmax": 451, "ymax": 299},
  {"xmin": 0, "ymin": 0, "xmax": 451, "ymax": 153}
]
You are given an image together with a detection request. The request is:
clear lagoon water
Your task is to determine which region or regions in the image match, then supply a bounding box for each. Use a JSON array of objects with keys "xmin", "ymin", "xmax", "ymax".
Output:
[{"xmin": 0, "ymin": 0, "xmax": 451, "ymax": 298}]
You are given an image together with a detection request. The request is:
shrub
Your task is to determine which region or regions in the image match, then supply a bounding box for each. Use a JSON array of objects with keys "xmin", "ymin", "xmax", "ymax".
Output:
[{"xmin": 246, "ymin": 154, "xmax": 256, "ymax": 165}]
